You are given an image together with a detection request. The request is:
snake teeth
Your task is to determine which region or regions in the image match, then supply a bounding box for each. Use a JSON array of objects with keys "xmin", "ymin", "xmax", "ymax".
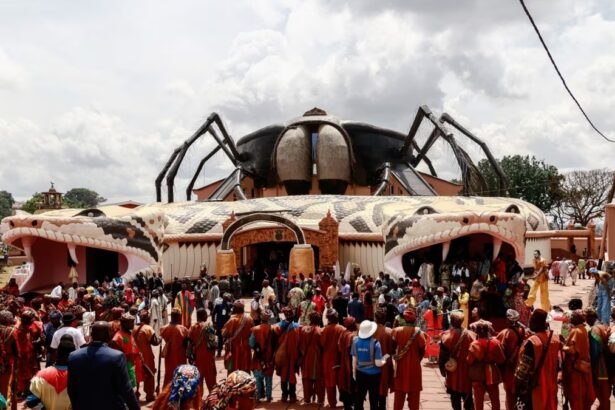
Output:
[
  {"xmin": 67, "ymin": 243, "xmax": 79, "ymax": 265},
  {"xmin": 442, "ymin": 240, "xmax": 451, "ymax": 262},
  {"xmin": 492, "ymin": 237, "xmax": 502, "ymax": 261}
]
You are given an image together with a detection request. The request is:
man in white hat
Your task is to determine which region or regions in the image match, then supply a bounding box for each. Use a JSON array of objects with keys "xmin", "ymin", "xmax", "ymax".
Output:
[{"xmin": 351, "ymin": 320, "xmax": 390, "ymax": 410}]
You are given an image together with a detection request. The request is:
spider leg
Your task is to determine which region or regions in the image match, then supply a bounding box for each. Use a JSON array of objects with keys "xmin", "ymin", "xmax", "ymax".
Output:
[
  {"xmin": 411, "ymin": 140, "xmax": 437, "ymax": 177},
  {"xmin": 185, "ymin": 145, "xmax": 222, "ymax": 200},
  {"xmin": 398, "ymin": 105, "xmax": 432, "ymax": 158},
  {"xmin": 401, "ymin": 105, "xmax": 488, "ymax": 195},
  {"xmin": 440, "ymin": 113, "xmax": 508, "ymax": 195},
  {"xmin": 373, "ymin": 162, "xmax": 392, "ymax": 196},
  {"xmin": 156, "ymin": 146, "xmax": 182, "ymax": 202},
  {"xmin": 438, "ymin": 131, "xmax": 488, "ymax": 195},
  {"xmin": 161, "ymin": 113, "xmax": 239, "ymax": 203}
]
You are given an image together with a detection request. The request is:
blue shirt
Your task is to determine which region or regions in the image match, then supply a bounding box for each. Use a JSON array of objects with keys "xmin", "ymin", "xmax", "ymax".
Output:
[
  {"xmin": 351, "ymin": 337, "xmax": 382, "ymax": 375},
  {"xmin": 347, "ymin": 299, "xmax": 364, "ymax": 323}
]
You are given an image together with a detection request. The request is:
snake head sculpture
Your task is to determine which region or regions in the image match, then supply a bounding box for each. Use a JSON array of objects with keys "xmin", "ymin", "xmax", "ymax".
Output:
[
  {"xmin": 0, "ymin": 207, "xmax": 166, "ymax": 292},
  {"xmin": 381, "ymin": 204, "xmax": 528, "ymax": 279}
]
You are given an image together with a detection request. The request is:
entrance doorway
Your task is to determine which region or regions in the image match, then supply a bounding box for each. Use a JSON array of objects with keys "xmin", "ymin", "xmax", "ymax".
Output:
[
  {"xmin": 246, "ymin": 241, "xmax": 320, "ymax": 280},
  {"xmin": 86, "ymin": 248, "xmax": 118, "ymax": 284}
]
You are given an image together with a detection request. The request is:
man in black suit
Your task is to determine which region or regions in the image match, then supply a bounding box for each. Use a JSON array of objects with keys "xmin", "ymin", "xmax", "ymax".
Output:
[{"xmin": 67, "ymin": 321, "xmax": 139, "ymax": 410}]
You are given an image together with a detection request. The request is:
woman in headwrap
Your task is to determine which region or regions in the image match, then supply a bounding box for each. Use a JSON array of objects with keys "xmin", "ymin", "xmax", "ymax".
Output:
[
  {"xmin": 110, "ymin": 313, "xmax": 142, "ymax": 389},
  {"xmin": 153, "ymin": 364, "xmax": 202, "ymax": 410}
]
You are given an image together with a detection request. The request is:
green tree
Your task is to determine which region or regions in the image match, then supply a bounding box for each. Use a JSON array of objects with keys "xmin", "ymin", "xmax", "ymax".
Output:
[
  {"xmin": 64, "ymin": 188, "xmax": 106, "ymax": 208},
  {"xmin": 21, "ymin": 193, "xmax": 43, "ymax": 214},
  {"xmin": 477, "ymin": 155, "xmax": 564, "ymax": 213},
  {"xmin": 0, "ymin": 191, "xmax": 14, "ymax": 219}
]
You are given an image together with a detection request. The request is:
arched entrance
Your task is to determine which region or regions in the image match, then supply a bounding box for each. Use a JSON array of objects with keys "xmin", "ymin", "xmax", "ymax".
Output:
[
  {"xmin": 216, "ymin": 213, "xmax": 329, "ymax": 278},
  {"xmin": 220, "ymin": 213, "xmax": 307, "ymax": 250}
]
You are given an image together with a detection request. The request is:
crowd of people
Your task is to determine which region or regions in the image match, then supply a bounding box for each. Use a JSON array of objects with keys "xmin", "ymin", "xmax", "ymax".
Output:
[{"xmin": 0, "ymin": 249, "xmax": 611, "ymax": 409}]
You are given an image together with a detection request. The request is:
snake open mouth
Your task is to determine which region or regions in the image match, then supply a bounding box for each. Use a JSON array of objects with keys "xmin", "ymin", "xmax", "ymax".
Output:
[
  {"xmin": 0, "ymin": 211, "xmax": 164, "ymax": 293},
  {"xmin": 382, "ymin": 211, "xmax": 527, "ymax": 279}
]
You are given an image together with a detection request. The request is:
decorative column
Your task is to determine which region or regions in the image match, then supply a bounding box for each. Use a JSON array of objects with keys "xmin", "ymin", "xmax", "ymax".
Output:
[
  {"xmin": 587, "ymin": 222, "xmax": 596, "ymax": 259},
  {"xmin": 217, "ymin": 212, "xmax": 238, "ymax": 277},
  {"xmin": 318, "ymin": 210, "xmax": 339, "ymax": 269}
]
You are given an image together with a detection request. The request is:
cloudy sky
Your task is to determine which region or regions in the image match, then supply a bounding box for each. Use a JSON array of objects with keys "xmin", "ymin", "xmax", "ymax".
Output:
[{"xmin": 1, "ymin": 0, "xmax": 614, "ymax": 203}]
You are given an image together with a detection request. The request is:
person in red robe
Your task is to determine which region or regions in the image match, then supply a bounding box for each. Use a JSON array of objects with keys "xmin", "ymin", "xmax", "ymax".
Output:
[
  {"xmin": 562, "ymin": 310, "xmax": 595, "ymax": 410},
  {"xmin": 222, "ymin": 301, "xmax": 253, "ymax": 374},
  {"xmin": 298, "ymin": 311, "xmax": 324, "ymax": 405},
  {"xmin": 337, "ymin": 316, "xmax": 357, "ymax": 410},
  {"xmin": 423, "ymin": 300, "xmax": 443, "ymax": 364},
  {"xmin": 160, "ymin": 308, "xmax": 189, "ymax": 386},
  {"xmin": 111, "ymin": 313, "xmax": 142, "ymax": 390},
  {"xmin": 249, "ymin": 309, "xmax": 274, "ymax": 403},
  {"xmin": 14, "ymin": 310, "xmax": 43, "ymax": 397},
  {"xmin": 495, "ymin": 309, "xmax": 526, "ymax": 410},
  {"xmin": 514, "ymin": 308, "xmax": 561, "ymax": 410},
  {"xmin": 57, "ymin": 293, "xmax": 72, "ymax": 312},
  {"xmin": 320, "ymin": 309, "xmax": 346, "ymax": 408},
  {"xmin": 391, "ymin": 307, "xmax": 426, "ymax": 410},
  {"xmin": 585, "ymin": 308, "xmax": 611, "ymax": 410},
  {"xmin": 312, "ymin": 288, "xmax": 327, "ymax": 316},
  {"xmin": 466, "ymin": 319, "xmax": 506, "ymax": 410},
  {"xmin": 133, "ymin": 309, "xmax": 160, "ymax": 402},
  {"xmin": 440, "ymin": 310, "xmax": 475, "ymax": 410},
  {"xmin": 188, "ymin": 308, "xmax": 217, "ymax": 393},
  {"xmin": 0, "ymin": 311, "xmax": 16, "ymax": 410},
  {"xmin": 373, "ymin": 309, "xmax": 393, "ymax": 408},
  {"xmin": 273, "ymin": 306, "xmax": 300, "ymax": 403}
]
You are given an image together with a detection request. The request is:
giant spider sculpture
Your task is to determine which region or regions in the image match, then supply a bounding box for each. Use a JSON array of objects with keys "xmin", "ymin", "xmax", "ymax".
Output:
[{"xmin": 156, "ymin": 107, "xmax": 507, "ymax": 202}]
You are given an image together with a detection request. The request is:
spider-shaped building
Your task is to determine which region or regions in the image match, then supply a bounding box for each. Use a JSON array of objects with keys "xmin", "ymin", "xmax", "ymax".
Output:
[{"xmin": 156, "ymin": 107, "xmax": 507, "ymax": 202}]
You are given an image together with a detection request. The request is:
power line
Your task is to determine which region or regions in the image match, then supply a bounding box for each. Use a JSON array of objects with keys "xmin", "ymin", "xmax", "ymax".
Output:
[{"xmin": 518, "ymin": 0, "xmax": 615, "ymax": 143}]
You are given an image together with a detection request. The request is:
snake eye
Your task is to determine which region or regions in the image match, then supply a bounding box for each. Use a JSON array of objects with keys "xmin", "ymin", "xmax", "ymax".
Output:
[
  {"xmin": 415, "ymin": 206, "xmax": 437, "ymax": 216},
  {"xmin": 9, "ymin": 221, "xmax": 14, "ymax": 228},
  {"xmin": 505, "ymin": 205, "xmax": 520, "ymax": 214},
  {"xmin": 489, "ymin": 215, "xmax": 496, "ymax": 223},
  {"xmin": 462, "ymin": 217, "xmax": 469, "ymax": 224},
  {"xmin": 31, "ymin": 220, "xmax": 38, "ymax": 227}
]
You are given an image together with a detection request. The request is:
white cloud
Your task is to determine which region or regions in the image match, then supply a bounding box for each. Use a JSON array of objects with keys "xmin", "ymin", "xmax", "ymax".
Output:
[
  {"xmin": 0, "ymin": 0, "xmax": 614, "ymax": 202},
  {"xmin": 0, "ymin": 48, "xmax": 26, "ymax": 90}
]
